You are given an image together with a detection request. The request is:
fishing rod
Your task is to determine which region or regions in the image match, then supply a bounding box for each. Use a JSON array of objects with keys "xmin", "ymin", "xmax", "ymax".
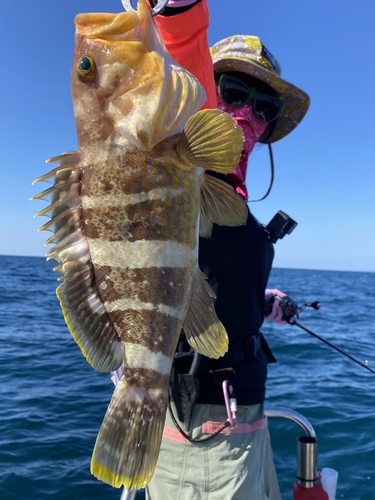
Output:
[{"xmin": 272, "ymin": 296, "xmax": 375, "ymax": 376}]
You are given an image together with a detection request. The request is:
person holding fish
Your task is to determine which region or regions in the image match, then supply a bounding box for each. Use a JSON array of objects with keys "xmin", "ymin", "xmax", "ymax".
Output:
[
  {"xmin": 34, "ymin": 0, "xmax": 309, "ymax": 496},
  {"xmin": 143, "ymin": 1, "xmax": 310, "ymax": 499}
]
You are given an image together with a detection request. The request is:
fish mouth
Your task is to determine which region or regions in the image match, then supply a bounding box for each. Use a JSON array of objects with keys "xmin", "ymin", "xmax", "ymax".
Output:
[{"xmin": 74, "ymin": 11, "xmax": 140, "ymax": 40}]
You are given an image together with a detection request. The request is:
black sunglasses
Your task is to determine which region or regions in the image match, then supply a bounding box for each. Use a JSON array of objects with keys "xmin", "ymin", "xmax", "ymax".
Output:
[{"xmin": 217, "ymin": 74, "xmax": 283, "ymax": 123}]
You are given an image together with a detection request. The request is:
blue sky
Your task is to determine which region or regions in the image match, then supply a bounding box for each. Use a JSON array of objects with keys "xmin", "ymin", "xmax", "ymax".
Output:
[{"xmin": 1, "ymin": 0, "xmax": 374, "ymax": 272}]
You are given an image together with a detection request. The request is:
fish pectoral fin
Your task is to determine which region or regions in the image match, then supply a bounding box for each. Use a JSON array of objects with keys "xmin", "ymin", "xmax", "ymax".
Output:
[
  {"xmin": 91, "ymin": 372, "xmax": 168, "ymax": 490},
  {"xmin": 57, "ymin": 284, "xmax": 124, "ymax": 373},
  {"xmin": 183, "ymin": 271, "xmax": 228, "ymax": 359},
  {"xmin": 200, "ymin": 174, "xmax": 248, "ymax": 238},
  {"xmin": 175, "ymin": 108, "xmax": 244, "ymax": 173}
]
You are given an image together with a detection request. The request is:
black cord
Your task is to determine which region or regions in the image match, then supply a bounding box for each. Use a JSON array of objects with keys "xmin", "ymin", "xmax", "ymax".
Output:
[
  {"xmin": 168, "ymin": 395, "xmax": 230, "ymax": 443},
  {"xmin": 249, "ymin": 143, "xmax": 275, "ymax": 202}
]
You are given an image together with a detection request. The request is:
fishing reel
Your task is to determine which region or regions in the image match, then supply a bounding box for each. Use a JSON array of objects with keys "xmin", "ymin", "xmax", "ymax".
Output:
[
  {"xmin": 265, "ymin": 295, "xmax": 321, "ymax": 323},
  {"xmin": 279, "ymin": 296, "xmax": 321, "ymax": 323}
]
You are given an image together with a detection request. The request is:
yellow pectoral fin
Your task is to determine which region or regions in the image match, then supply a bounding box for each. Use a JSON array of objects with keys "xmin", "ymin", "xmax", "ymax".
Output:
[
  {"xmin": 183, "ymin": 270, "xmax": 228, "ymax": 359},
  {"xmin": 176, "ymin": 109, "xmax": 244, "ymax": 173},
  {"xmin": 200, "ymin": 174, "xmax": 248, "ymax": 238}
]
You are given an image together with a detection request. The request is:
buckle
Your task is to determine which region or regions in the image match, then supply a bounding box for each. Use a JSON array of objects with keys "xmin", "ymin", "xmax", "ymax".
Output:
[{"xmin": 244, "ymin": 332, "xmax": 261, "ymax": 359}]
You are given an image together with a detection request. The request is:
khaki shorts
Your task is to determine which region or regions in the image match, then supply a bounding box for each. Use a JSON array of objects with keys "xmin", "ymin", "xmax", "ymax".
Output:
[{"xmin": 146, "ymin": 402, "xmax": 282, "ymax": 500}]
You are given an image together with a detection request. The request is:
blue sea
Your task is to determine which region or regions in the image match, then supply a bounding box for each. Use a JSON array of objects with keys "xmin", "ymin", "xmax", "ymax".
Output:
[{"xmin": 0, "ymin": 255, "xmax": 374, "ymax": 500}]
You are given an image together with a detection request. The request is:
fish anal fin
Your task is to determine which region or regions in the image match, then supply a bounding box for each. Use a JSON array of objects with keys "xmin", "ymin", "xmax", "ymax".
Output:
[
  {"xmin": 91, "ymin": 371, "xmax": 168, "ymax": 489},
  {"xmin": 57, "ymin": 283, "xmax": 123, "ymax": 373},
  {"xmin": 176, "ymin": 109, "xmax": 244, "ymax": 173},
  {"xmin": 183, "ymin": 271, "xmax": 228, "ymax": 359},
  {"xmin": 200, "ymin": 174, "xmax": 248, "ymax": 238}
]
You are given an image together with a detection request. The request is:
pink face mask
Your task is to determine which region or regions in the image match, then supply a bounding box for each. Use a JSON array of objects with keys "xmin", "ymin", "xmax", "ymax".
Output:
[{"xmin": 217, "ymin": 95, "xmax": 268, "ymax": 201}]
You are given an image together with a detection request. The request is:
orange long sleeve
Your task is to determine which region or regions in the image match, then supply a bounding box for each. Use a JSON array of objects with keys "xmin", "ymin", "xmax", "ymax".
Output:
[{"xmin": 153, "ymin": 0, "xmax": 216, "ymax": 110}]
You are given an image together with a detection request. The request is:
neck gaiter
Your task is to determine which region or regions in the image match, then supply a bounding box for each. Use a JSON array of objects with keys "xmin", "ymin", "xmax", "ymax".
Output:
[{"xmin": 217, "ymin": 96, "xmax": 268, "ymax": 201}]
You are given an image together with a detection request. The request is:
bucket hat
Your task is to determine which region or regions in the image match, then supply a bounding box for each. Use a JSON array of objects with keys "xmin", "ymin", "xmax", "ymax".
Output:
[{"xmin": 210, "ymin": 35, "xmax": 310, "ymax": 143}]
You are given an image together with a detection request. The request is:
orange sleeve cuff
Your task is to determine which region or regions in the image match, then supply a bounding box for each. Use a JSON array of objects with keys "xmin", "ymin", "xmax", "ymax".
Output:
[{"xmin": 153, "ymin": 0, "xmax": 216, "ymax": 110}]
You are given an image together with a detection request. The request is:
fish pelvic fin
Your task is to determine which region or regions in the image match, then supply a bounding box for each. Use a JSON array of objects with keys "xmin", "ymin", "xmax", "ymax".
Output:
[
  {"xmin": 175, "ymin": 109, "xmax": 244, "ymax": 173},
  {"xmin": 200, "ymin": 174, "xmax": 248, "ymax": 238},
  {"xmin": 183, "ymin": 270, "xmax": 228, "ymax": 359},
  {"xmin": 91, "ymin": 370, "xmax": 168, "ymax": 489},
  {"xmin": 32, "ymin": 151, "xmax": 123, "ymax": 373}
]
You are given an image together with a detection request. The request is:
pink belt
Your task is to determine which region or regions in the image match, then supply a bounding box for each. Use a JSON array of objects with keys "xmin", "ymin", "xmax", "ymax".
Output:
[{"xmin": 163, "ymin": 416, "xmax": 268, "ymax": 443}]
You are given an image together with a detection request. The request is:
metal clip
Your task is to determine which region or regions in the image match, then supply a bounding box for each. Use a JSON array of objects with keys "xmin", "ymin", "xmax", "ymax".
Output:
[
  {"xmin": 121, "ymin": 0, "xmax": 169, "ymax": 16},
  {"xmin": 222, "ymin": 380, "xmax": 237, "ymax": 429}
]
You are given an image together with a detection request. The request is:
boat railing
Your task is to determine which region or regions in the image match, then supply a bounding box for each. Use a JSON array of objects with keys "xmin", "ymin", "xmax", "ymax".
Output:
[{"xmin": 265, "ymin": 406, "xmax": 317, "ymax": 438}]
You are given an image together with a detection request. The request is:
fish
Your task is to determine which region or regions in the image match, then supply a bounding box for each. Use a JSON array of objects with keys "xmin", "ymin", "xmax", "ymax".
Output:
[{"xmin": 32, "ymin": 0, "xmax": 247, "ymax": 490}]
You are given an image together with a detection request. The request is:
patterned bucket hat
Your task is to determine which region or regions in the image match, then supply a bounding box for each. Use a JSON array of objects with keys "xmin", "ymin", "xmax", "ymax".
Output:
[{"xmin": 210, "ymin": 35, "xmax": 310, "ymax": 143}]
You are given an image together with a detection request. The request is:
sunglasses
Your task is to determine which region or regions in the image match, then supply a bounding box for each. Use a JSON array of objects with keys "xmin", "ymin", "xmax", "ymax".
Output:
[{"xmin": 217, "ymin": 74, "xmax": 284, "ymax": 123}]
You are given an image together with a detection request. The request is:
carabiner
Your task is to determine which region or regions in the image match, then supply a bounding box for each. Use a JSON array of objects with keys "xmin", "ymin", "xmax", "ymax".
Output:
[
  {"xmin": 121, "ymin": 0, "xmax": 169, "ymax": 16},
  {"xmin": 222, "ymin": 380, "xmax": 237, "ymax": 429}
]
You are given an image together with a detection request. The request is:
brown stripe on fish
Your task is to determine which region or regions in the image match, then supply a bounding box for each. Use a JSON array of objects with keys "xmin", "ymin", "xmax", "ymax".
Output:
[
  {"xmin": 81, "ymin": 149, "xmax": 171, "ymax": 198},
  {"xmin": 80, "ymin": 141, "xmax": 198, "ymax": 203},
  {"xmin": 82, "ymin": 195, "xmax": 197, "ymax": 246},
  {"xmin": 125, "ymin": 196, "xmax": 196, "ymax": 245},
  {"xmin": 94, "ymin": 266, "xmax": 190, "ymax": 308},
  {"xmin": 121, "ymin": 367, "xmax": 170, "ymax": 390},
  {"xmin": 108, "ymin": 308, "xmax": 182, "ymax": 355}
]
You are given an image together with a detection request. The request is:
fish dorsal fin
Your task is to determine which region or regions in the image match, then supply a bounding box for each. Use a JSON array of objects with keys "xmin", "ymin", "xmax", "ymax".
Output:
[
  {"xmin": 183, "ymin": 270, "xmax": 228, "ymax": 359},
  {"xmin": 200, "ymin": 173, "xmax": 248, "ymax": 238},
  {"xmin": 176, "ymin": 109, "xmax": 244, "ymax": 173},
  {"xmin": 32, "ymin": 152, "xmax": 124, "ymax": 373}
]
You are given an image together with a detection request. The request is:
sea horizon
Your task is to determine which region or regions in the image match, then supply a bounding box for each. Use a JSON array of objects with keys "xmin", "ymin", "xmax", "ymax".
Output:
[{"xmin": 1, "ymin": 253, "xmax": 374, "ymax": 274}]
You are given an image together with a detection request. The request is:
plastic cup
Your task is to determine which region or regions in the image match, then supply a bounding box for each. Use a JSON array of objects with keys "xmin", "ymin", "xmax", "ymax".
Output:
[{"xmin": 321, "ymin": 467, "xmax": 339, "ymax": 500}]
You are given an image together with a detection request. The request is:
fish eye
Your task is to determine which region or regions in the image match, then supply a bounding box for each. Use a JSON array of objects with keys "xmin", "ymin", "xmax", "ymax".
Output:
[{"xmin": 76, "ymin": 55, "xmax": 97, "ymax": 82}]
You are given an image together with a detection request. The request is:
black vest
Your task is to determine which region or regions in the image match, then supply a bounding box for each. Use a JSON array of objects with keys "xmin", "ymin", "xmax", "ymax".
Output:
[{"xmin": 176, "ymin": 172, "xmax": 276, "ymax": 406}]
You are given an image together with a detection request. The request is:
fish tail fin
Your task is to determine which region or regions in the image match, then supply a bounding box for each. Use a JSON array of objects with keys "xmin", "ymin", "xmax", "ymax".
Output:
[
  {"xmin": 176, "ymin": 108, "xmax": 244, "ymax": 173},
  {"xmin": 91, "ymin": 371, "xmax": 167, "ymax": 490}
]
